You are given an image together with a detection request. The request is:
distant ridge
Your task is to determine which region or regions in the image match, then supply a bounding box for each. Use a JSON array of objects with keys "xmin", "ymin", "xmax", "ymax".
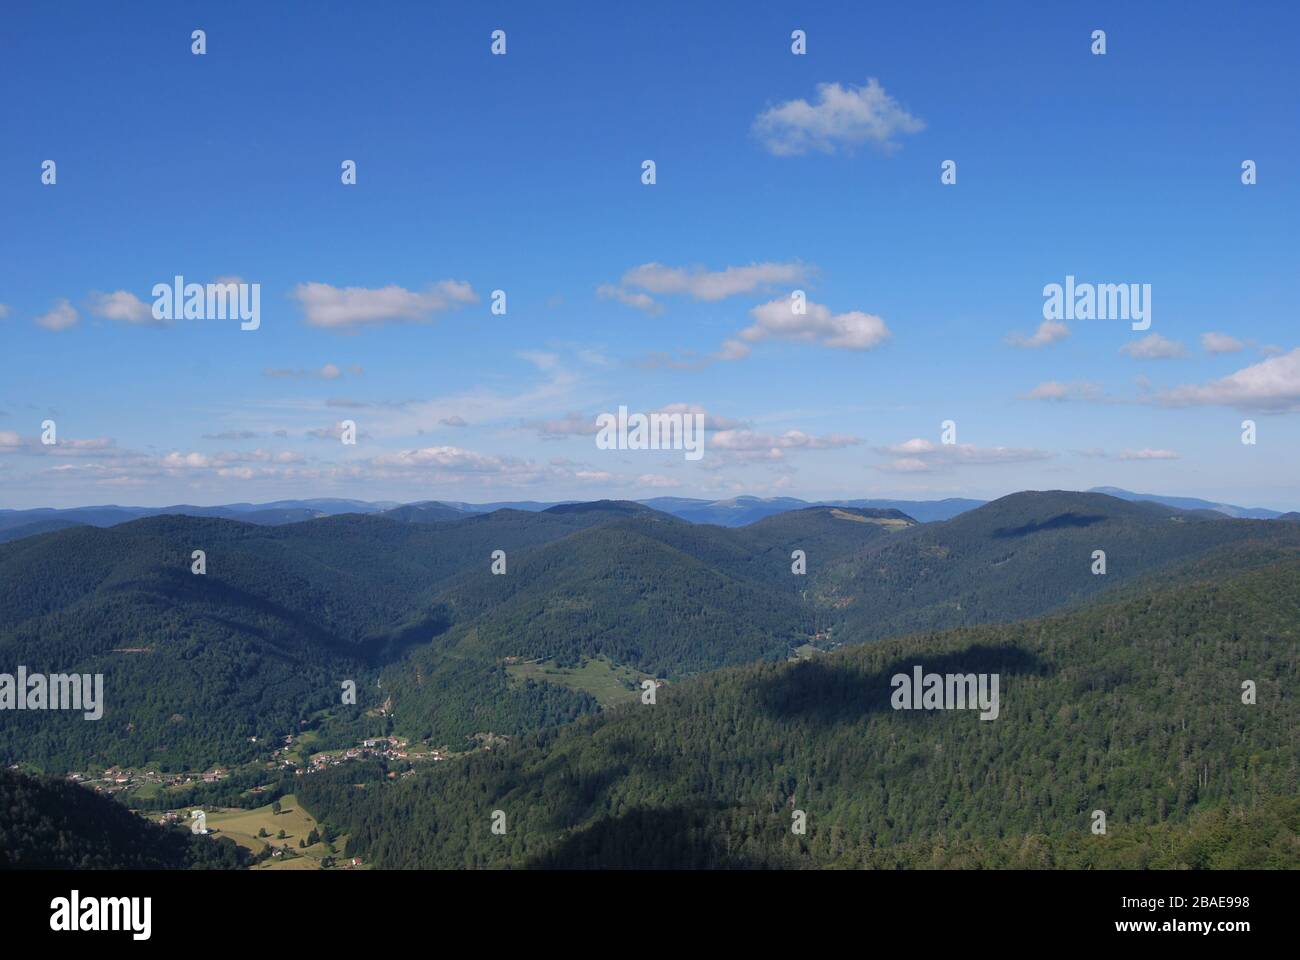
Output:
[
  {"xmin": 1088, "ymin": 487, "xmax": 1283, "ymax": 520},
  {"xmin": 1, "ymin": 487, "xmax": 1294, "ymax": 542}
]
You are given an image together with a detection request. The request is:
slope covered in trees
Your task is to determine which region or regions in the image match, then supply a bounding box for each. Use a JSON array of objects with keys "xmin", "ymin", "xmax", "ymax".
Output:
[
  {"xmin": 4, "ymin": 491, "xmax": 1299, "ymax": 770},
  {"xmin": 296, "ymin": 557, "xmax": 1300, "ymax": 868},
  {"xmin": 0, "ymin": 769, "xmax": 249, "ymax": 869}
]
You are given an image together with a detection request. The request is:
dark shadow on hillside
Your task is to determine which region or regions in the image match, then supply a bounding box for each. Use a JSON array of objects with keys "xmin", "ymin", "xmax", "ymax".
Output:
[
  {"xmin": 751, "ymin": 644, "xmax": 1049, "ymax": 725},
  {"xmin": 524, "ymin": 804, "xmax": 780, "ymax": 869},
  {"xmin": 993, "ymin": 512, "xmax": 1106, "ymax": 538}
]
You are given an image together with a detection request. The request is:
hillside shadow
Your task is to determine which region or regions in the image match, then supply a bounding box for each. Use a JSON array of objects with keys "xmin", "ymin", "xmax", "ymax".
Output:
[
  {"xmin": 524, "ymin": 804, "xmax": 779, "ymax": 869},
  {"xmin": 751, "ymin": 643, "xmax": 1049, "ymax": 725},
  {"xmin": 993, "ymin": 512, "xmax": 1106, "ymax": 538}
]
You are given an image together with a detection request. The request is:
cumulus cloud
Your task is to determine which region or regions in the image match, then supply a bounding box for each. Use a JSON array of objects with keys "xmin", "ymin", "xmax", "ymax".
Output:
[
  {"xmin": 1157, "ymin": 347, "xmax": 1300, "ymax": 412},
  {"xmin": 1005, "ymin": 320, "xmax": 1069, "ymax": 348},
  {"xmin": 753, "ymin": 78, "xmax": 925, "ymax": 156},
  {"xmin": 292, "ymin": 280, "xmax": 477, "ymax": 329},
  {"xmin": 874, "ymin": 437, "xmax": 1052, "ymax": 473},
  {"xmin": 599, "ymin": 261, "xmax": 811, "ymax": 313},
  {"xmin": 735, "ymin": 296, "xmax": 890, "ymax": 353},
  {"xmin": 263, "ymin": 364, "xmax": 355, "ymax": 380},
  {"xmin": 1201, "ymin": 332, "xmax": 1245, "ymax": 355},
  {"xmin": 89, "ymin": 290, "xmax": 158, "ymax": 326},
  {"xmin": 596, "ymin": 284, "xmax": 659, "ymax": 313},
  {"xmin": 708, "ymin": 428, "xmax": 860, "ymax": 464},
  {"xmin": 1117, "ymin": 448, "xmax": 1179, "ymax": 460},
  {"xmin": 35, "ymin": 299, "xmax": 79, "ymax": 331},
  {"xmin": 1022, "ymin": 380, "xmax": 1105, "ymax": 402},
  {"xmin": 1120, "ymin": 333, "xmax": 1186, "ymax": 360},
  {"xmin": 636, "ymin": 474, "xmax": 682, "ymax": 488}
]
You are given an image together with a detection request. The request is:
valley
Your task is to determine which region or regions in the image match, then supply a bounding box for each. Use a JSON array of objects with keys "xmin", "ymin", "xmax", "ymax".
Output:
[{"xmin": 3, "ymin": 490, "xmax": 1298, "ymax": 870}]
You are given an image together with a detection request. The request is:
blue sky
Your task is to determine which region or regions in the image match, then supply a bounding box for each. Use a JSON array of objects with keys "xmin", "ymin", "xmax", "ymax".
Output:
[{"xmin": 2, "ymin": 0, "xmax": 1298, "ymax": 510}]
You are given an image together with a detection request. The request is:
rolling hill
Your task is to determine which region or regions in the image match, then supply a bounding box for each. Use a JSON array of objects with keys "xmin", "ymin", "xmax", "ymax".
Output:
[
  {"xmin": 5, "ymin": 491, "xmax": 1300, "ymax": 773},
  {"xmin": 296, "ymin": 556, "xmax": 1300, "ymax": 869}
]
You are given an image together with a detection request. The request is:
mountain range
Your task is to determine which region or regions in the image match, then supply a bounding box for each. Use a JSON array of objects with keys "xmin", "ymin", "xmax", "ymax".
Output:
[
  {"xmin": 0, "ymin": 487, "xmax": 1288, "ymax": 545},
  {"xmin": 2, "ymin": 488, "xmax": 1297, "ymax": 869}
]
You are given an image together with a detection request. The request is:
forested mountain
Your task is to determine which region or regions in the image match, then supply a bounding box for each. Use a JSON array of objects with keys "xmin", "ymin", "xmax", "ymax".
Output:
[
  {"xmin": 0, "ymin": 769, "xmax": 249, "ymax": 869},
  {"xmin": 2, "ymin": 488, "xmax": 1290, "ymax": 539},
  {"xmin": 0, "ymin": 504, "xmax": 683, "ymax": 769},
  {"xmin": 296, "ymin": 557, "xmax": 1300, "ymax": 869},
  {"xmin": 5, "ymin": 492, "xmax": 1300, "ymax": 771},
  {"xmin": 817, "ymin": 491, "xmax": 1300, "ymax": 643}
]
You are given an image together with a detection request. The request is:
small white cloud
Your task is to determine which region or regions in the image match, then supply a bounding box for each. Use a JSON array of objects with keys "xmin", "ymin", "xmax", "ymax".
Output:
[
  {"xmin": 1200, "ymin": 332, "xmax": 1244, "ymax": 355},
  {"xmin": 1022, "ymin": 380, "xmax": 1104, "ymax": 402},
  {"xmin": 753, "ymin": 78, "xmax": 925, "ymax": 156},
  {"xmin": 873, "ymin": 437, "xmax": 1052, "ymax": 473},
  {"xmin": 636, "ymin": 474, "xmax": 682, "ymax": 488},
  {"xmin": 89, "ymin": 290, "xmax": 158, "ymax": 326},
  {"xmin": 1006, "ymin": 320, "xmax": 1069, "ymax": 349},
  {"xmin": 292, "ymin": 281, "xmax": 477, "ymax": 329},
  {"xmin": 1118, "ymin": 448, "xmax": 1179, "ymax": 461},
  {"xmin": 1121, "ymin": 333, "xmax": 1186, "ymax": 360},
  {"xmin": 35, "ymin": 299, "xmax": 79, "ymax": 332},
  {"xmin": 739, "ymin": 296, "xmax": 890, "ymax": 353},
  {"xmin": 263, "ymin": 365, "xmax": 352, "ymax": 380},
  {"xmin": 596, "ymin": 284, "xmax": 659, "ymax": 313},
  {"xmin": 599, "ymin": 261, "xmax": 811, "ymax": 313}
]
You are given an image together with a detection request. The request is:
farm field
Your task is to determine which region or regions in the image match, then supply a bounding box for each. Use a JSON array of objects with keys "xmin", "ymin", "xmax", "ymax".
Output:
[
  {"xmin": 201, "ymin": 794, "xmax": 357, "ymax": 869},
  {"xmin": 506, "ymin": 655, "xmax": 652, "ymax": 708}
]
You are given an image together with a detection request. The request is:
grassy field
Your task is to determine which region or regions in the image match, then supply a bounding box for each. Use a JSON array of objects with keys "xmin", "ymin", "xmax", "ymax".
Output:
[
  {"xmin": 201, "ymin": 794, "xmax": 359, "ymax": 870},
  {"xmin": 506, "ymin": 656, "xmax": 651, "ymax": 707}
]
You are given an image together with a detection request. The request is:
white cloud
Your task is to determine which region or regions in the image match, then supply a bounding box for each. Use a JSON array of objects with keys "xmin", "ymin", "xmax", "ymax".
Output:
[
  {"xmin": 524, "ymin": 412, "xmax": 601, "ymax": 439},
  {"xmin": 636, "ymin": 474, "xmax": 681, "ymax": 488},
  {"xmin": 753, "ymin": 78, "xmax": 925, "ymax": 156},
  {"xmin": 35, "ymin": 299, "xmax": 79, "ymax": 332},
  {"xmin": 705, "ymin": 428, "xmax": 860, "ymax": 464},
  {"xmin": 1006, "ymin": 320, "xmax": 1069, "ymax": 348},
  {"xmin": 263, "ymin": 364, "xmax": 354, "ymax": 380},
  {"xmin": 89, "ymin": 290, "xmax": 157, "ymax": 326},
  {"xmin": 1157, "ymin": 347, "xmax": 1300, "ymax": 411},
  {"xmin": 1022, "ymin": 380, "xmax": 1104, "ymax": 402},
  {"xmin": 1118, "ymin": 448, "xmax": 1179, "ymax": 461},
  {"xmin": 1121, "ymin": 333, "xmax": 1186, "ymax": 360},
  {"xmin": 711, "ymin": 429, "xmax": 860, "ymax": 452},
  {"xmin": 292, "ymin": 281, "xmax": 478, "ymax": 329},
  {"xmin": 1200, "ymin": 332, "xmax": 1245, "ymax": 355},
  {"xmin": 738, "ymin": 296, "xmax": 890, "ymax": 353},
  {"xmin": 874, "ymin": 437, "xmax": 1052, "ymax": 473},
  {"xmin": 596, "ymin": 284, "xmax": 659, "ymax": 313},
  {"xmin": 599, "ymin": 261, "xmax": 811, "ymax": 313}
]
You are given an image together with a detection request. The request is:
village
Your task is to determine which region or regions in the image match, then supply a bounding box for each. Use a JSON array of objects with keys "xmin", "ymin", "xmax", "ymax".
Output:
[{"xmin": 57, "ymin": 731, "xmax": 459, "ymax": 801}]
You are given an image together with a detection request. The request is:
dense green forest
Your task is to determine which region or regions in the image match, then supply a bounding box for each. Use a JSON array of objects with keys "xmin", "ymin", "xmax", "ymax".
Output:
[
  {"xmin": 4, "ymin": 492, "xmax": 1299, "ymax": 774},
  {"xmin": 0, "ymin": 769, "xmax": 250, "ymax": 869},
  {"xmin": 295, "ymin": 557, "xmax": 1299, "ymax": 868}
]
